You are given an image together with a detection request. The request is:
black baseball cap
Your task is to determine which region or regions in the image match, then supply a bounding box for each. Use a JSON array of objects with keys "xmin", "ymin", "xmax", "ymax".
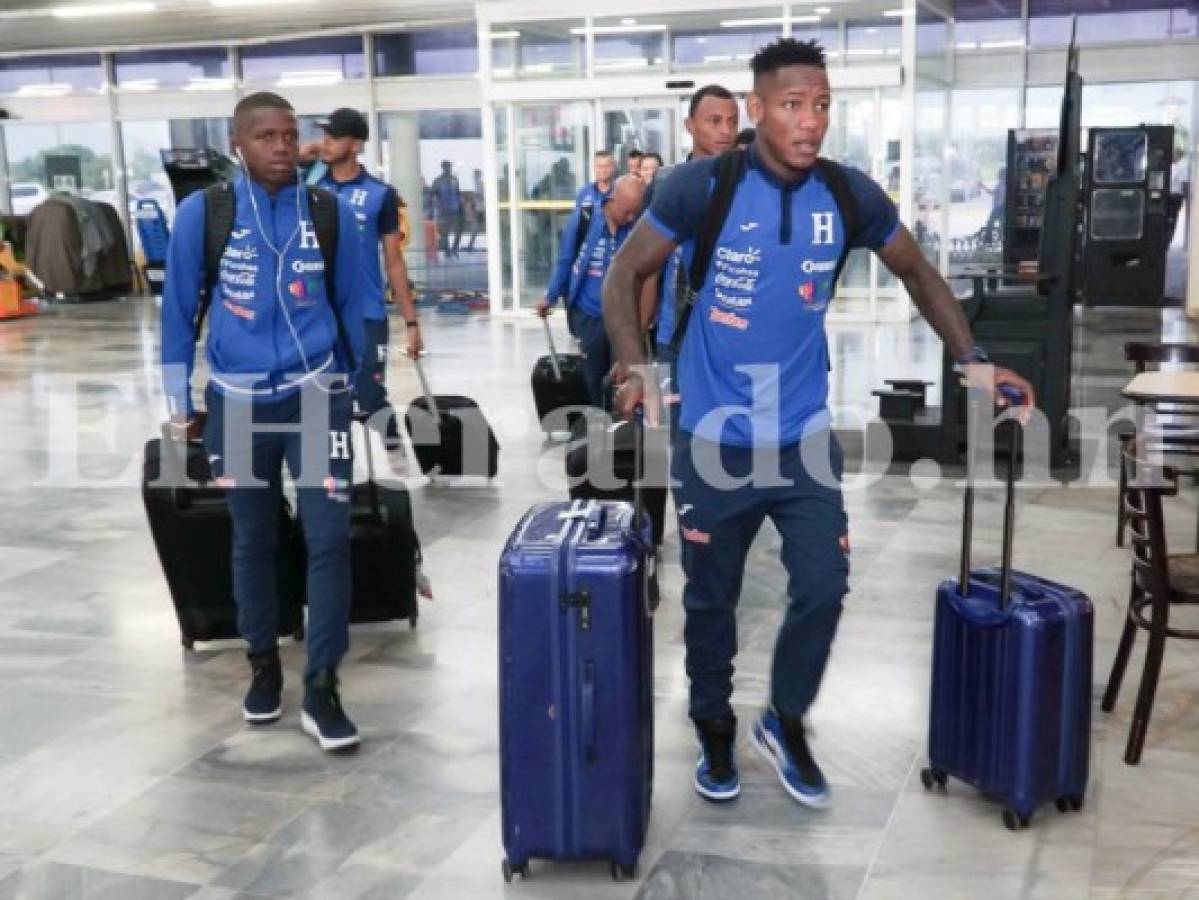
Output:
[{"xmin": 316, "ymin": 108, "xmax": 369, "ymax": 141}]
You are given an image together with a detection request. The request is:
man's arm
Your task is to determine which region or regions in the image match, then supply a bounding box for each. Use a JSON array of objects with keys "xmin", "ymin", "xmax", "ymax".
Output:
[
  {"xmin": 542, "ymin": 204, "xmax": 583, "ymax": 310},
  {"xmin": 878, "ymin": 224, "xmax": 1036, "ymax": 409},
  {"xmin": 382, "ymin": 232, "xmax": 422, "ymax": 357},
  {"xmin": 876, "ymin": 225, "xmax": 973, "ymax": 360},
  {"xmin": 603, "ymin": 220, "xmax": 677, "ymax": 419},
  {"xmin": 160, "ymin": 193, "xmax": 206, "ymax": 429},
  {"xmin": 638, "ymin": 272, "xmax": 661, "ymax": 333}
]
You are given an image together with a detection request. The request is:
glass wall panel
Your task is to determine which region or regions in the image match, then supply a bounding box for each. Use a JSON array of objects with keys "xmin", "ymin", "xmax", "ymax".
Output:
[
  {"xmin": 379, "ymin": 110, "xmax": 487, "ymax": 296},
  {"xmin": 374, "ymin": 27, "xmax": 479, "ymax": 76},
  {"xmin": 593, "ymin": 18, "xmax": 666, "ymax": 73},
  {"xmin": 670, "ymin": 8, "xmax": 785, "ymax": 68},
  {"xmin": 954, "ymin": 0, "xmax": 1023, "ymax": 51},
  {"xmin": 114, "ymin": 48, "xmax": 229, "ymax": 91},
  {"xmin": 514, "ymin": 102, "xmax": 590, "ymax": 308},
  {"xmin": 0, "ymin": 54, "xmax": 103, "ymax": 95},
  {"xmin": 846, "ymin": 22, "xmax": 901, "ymax": 61},
  {"xmin": 120, "ymin": 118, "xmax": 230, "ymax": 251},
  {"xmin": 824, "ymin": 93, "xmax": 876, "ymax": 292},
  {"xmin": 489, "ymin": 21, "xmax": 584, "ymax": 79},
  {"xmin": 1030, "ymin": 2, "xmax": 1197, "ymax": 47},
  {"xmin": 240, "ymin": 36, "xmax": 365, "ymax": 85},
  {"xmin": 3, "ymin": 123, "xmax": 115, "ymax": 211},
  {"xmin": 948, "ymin": 89, "xmax": 1020, "ymax": 263}
]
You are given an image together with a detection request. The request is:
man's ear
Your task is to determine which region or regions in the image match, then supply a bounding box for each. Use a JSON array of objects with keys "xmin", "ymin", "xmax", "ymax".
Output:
[{"xmin": 746, "ymin": 91, "xmax": 764, "ymax": 127}]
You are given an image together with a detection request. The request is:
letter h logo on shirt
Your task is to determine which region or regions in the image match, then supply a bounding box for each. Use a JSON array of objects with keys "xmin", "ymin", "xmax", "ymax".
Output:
[
  {"xmin": 350, "ymin": 188, "xmax": 368, "ymax": 207},
  {"xmin": 299, "ymin": 219, "xmax": 320, "ymax": 251},
  {"xmin": 812, "ymin": 212, "xmax": 836, "ymax": 246}
]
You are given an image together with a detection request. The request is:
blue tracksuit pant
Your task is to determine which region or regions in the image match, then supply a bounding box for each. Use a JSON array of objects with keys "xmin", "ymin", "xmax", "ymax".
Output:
[
  {"xmin": 203, "ymin": 383, "xmax": 353, "ymax": 679},
  {"xmin": 355, "ymin": 317, "xmax": 398, "ymax": 439},
  {"xmin": 567, "ymin": 304, "xmax": 611, "ymax": 408},
  {"xmin": 672, "ymin": 429, "xmax": 850, "ymax": 723}
]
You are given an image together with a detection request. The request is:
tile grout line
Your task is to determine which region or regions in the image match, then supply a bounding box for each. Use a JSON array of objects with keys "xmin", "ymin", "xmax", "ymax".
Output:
[{"xmin": 853, "ymin": 748, "xmax": 919, "ymax": 900}]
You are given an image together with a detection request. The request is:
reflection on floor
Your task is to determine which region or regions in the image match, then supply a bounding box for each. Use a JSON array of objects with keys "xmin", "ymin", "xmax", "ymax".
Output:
[{"xmin": 0, "ymin": 298, "xmax": 1198, "ymax": 899}]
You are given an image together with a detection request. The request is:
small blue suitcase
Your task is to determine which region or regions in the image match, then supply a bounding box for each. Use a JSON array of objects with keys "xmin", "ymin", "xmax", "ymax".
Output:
[
  {"xmin": 498, "ymin": 497, "xmax": 654, "ymax": 882},
  {"xmin": 922, "ymin": 422, "xmax": 1092, "ymax": 830}
]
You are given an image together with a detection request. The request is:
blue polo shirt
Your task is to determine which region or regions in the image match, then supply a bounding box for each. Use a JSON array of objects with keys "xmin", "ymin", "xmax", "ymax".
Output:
[
  {"xmin": 645, "ymin": 146, "xmax": 900, "ymax": 447},
  {"xmin": 318, "ymin": 167, "xmax": 400, "ymax": 321}
]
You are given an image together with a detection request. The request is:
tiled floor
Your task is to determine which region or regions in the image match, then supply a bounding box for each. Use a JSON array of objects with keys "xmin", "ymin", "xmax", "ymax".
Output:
[{"xmin": 1, "ymin": 297, "xmax": 1199, "ymax": 899}]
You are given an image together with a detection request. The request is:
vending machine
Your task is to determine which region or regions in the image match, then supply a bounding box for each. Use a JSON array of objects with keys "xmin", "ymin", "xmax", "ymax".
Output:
[{"xmin": 1081, "ymin": 125, "xmax": 1174, "ymax": 306}]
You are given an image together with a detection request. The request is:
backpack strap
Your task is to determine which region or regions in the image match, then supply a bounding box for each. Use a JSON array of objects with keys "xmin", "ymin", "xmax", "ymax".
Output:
[
  {"xmin": 813, "ymin": 157, "xmax": 862, "ymax": 288},
  {"xmin": 669, "ymin": 150, "xmax": 748, "ymax": 355},
  {"xmin": 305, "ymin": 186, "xmax": 357, "ymax": 374},
  {"xmin": 198, "ymin": 182, "xmax": 235, "ymax": 340}
]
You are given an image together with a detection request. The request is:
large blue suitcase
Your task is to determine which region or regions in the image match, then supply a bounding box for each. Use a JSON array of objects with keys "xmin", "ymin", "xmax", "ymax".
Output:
[
  {"xmin": 922, "ymin": 422, "xmax": 1092, "ymax": 830},
  {"xmin": 498, "ymin": 498, "xmax": 654, "ymax": 882}
]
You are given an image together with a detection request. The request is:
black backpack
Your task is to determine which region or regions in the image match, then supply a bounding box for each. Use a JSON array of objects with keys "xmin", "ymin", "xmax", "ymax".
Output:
[
  {"xmin": 195, "ymin": 182, "xmax": 356, "ymax": 372},
  {"xmin": 669, "ymin": 152, "xmax": 862, "ymax": 355}
]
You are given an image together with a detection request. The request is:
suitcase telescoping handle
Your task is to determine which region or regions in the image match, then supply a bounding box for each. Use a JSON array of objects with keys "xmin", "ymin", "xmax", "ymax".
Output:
[
  {"xmin": 541, "ymin": 316, "xmax": 564, "ymax": 382},
  {"xmin": 412, "ymin": 355, "xmax": 441, "ymax": 426},
  {"xmin": 959, "ymin": 385, "xmax": 1025, "ymax": 610}
]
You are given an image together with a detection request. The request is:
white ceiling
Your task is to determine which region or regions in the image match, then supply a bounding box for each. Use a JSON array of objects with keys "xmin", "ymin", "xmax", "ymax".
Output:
[{"xmin": 0, "ymin": 0, "xmax": 476, "ymax": 54}]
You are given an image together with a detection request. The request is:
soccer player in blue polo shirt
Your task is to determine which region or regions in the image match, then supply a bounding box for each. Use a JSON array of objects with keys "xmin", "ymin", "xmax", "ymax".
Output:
[
  {"xmin": 316, "ymin": 108, "xmax": 422, "ymax": 448},
  {"xmin": 604, "ymin": 39, "xmax": 1034, "ymax": 808}
]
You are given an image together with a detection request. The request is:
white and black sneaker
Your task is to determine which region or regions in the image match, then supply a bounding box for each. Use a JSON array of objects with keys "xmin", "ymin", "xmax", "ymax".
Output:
[
  {"xmin": 243, "ymin": 651, "xmax": 283, "ymax": 725},
  {"xmin": 300, "ymin": 669, "xmax": 360, "ymax": 753}
]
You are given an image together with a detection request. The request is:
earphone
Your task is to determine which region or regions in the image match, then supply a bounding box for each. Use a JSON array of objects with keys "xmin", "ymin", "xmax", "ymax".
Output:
[{"xmin": 231, "ymin": 146, "xmax": 344, "ymax": 396}]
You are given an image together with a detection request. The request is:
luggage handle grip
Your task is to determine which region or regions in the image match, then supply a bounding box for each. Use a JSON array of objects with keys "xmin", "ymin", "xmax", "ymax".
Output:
[
  {"xmin": 581, "ymin": 660, "xmax": 596, "ymax": 765},
  {"xmin": 584, "ymin": 501, "xmax": 606, "ymax": 538},
  {"xmin": 541, "ymin": 316, "xmax": 564, "ymax": 381}
]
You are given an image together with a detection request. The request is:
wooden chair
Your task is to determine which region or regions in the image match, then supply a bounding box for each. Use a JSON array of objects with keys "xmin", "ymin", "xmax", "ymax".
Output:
[
  {"xmin": 1103, "ymin": 441, "xmax": 1199, "ymax": 764},
  {"xmin": 1116, "ymin": 341, "xmax": 1199, "ymax": 547}
]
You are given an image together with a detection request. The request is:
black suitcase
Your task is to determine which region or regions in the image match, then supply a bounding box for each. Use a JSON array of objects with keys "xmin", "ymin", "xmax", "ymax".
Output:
[
  {"xmin": 531, "ymin": 317, "xmax": 589, "ymax": 433},
  {"xmin": 405, "ymin": 357, "xmax": 499, "ymax": 479},
  {"xmin": 345, "ymin": 415, "xmax": 422, "ymax": 627},
  {"xmin": 564, "ymin": 411, "xmax": 668, "ymax": 547},
  {"xmin": 142, "ymin": 432, "xmax": 305, "ymax": 650}
]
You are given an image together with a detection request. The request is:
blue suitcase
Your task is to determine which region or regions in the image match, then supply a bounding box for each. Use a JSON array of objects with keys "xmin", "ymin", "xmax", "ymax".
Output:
[
  {"xmin": 922, "ymin": 421, "xmax": 1092, "ymax": 830},
  {"xmin": 497, "ymin": 498, "xmax": 654, "ymax": 882}
]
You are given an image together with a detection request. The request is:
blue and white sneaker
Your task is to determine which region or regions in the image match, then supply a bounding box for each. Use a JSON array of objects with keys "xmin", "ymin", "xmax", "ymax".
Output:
[
  {"xmin": 243, "ymin": 651, "xmax": 282, "ymax": 725},
  {"xmin": 752, "ymin": 709, "xmax": 830, "ymax": 809},
  {"xmin": 693, "ymin": 715, "xmax": 740, "ymax": 802},
  {"xmin": 301, "ymin": 669, "xmax": 360, "ymax": 753}
]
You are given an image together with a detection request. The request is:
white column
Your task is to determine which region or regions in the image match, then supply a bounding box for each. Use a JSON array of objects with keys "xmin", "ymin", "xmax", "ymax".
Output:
[
  {"xmin": 102, "ymin": 53, "xmax": 131, "ymax": 245},
  {"xmin": 896, "ymin": 0, "xmax": 917, "ymax": 319},
  {"xmin": 363, "ymin": 33, "xmax": 382, "ymax": 173},
  {"xmin": 1187, "ymin": 126, "xmax": 1199, "ymax": 317},
  {"xmin": 478, "ymin": 8, "xmax": 505, "ymax": 315},
  {"xmin": 387, "ymin": 113, "xmax": 426, "ymax": 263}
]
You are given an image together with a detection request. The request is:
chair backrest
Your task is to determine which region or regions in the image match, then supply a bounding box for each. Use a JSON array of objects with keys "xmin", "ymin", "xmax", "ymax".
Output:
[
  {"xmin": 1124, "ymin": 341, "xmax": 1199, "ymax": 373},
  {"xmin": 1121, "ymin": 439, "xmax": 1178, "ymax": 602}
]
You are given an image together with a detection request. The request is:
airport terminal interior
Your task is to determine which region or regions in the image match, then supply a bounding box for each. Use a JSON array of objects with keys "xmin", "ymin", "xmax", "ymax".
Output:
[{"xmin": 2, "ymin": 0, "xmax": 1199, "ymax": 897}]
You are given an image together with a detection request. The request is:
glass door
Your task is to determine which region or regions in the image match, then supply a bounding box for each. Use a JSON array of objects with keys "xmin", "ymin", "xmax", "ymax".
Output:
[
  {"xmin": 599, "ymin": 100, "xmax": 678, "ymax": 171},
  {"xmin": 501, "ymin": 101, "xmax": 592, "ymax": 311}
]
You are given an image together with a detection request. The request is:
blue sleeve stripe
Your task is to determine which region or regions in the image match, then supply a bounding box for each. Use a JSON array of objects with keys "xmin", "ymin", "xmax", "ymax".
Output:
[{"xmin": 877, "ymin": 220, "xmax": 901, "ymax": 250}]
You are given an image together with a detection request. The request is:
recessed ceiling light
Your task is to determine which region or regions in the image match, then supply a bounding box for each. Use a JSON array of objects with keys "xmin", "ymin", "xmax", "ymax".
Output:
[{"xmin": 620, "ymin": 17, "xmax": 636, "ymax": 25}]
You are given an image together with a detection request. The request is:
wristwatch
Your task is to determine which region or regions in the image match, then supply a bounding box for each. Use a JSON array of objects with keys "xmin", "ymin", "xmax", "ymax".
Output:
[
  {"xmin": 405, "ymin": 320, "xmax": 420, "ymax": 328},
  {"xmin": 954, "ymin": 345, "xmax": 990, "ymax": 370}
]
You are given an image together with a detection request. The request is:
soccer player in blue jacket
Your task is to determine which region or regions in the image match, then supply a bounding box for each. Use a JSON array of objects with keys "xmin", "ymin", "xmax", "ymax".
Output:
[
  {"xmin": 604, "ymin": 40, "xmax": 1035, "ymax": 807},
  {"xmin": 161, "ymin": 92, "xmax": 367, "ymax": 753},
  {"xmin": 537, "ymin": 175, "xmax": 645, "ymax": 406},
  {"xmin": 315, "ymin": 107, "xmax": 422, "ymax": 449}
]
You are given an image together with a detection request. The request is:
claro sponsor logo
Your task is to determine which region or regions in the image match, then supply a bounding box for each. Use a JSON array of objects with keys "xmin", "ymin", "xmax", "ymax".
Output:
[
  {"xmin": 292, "ymin": 259, "xmax": 325, "ymax": 274},
  {"xmin": 709, "ymin": 307, "xmax": 748, "ymax": 330},
  {"xmin": 801, "ymin": 258, "xmax": 837, "ymax": 274}
]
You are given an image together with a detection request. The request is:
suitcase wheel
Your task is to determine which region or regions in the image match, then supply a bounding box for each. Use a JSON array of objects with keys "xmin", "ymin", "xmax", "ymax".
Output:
[
  {"xmin": 181, "ymin": 636, "xmax": 195, "ymax": 651},
  {"xmin": 919, "ymin": 768, "xmax": 947, "ymax": 790},
  {"xmin": 610, "ymin": 862, "xmax": 636, "ymax": 882},
  {"xmin": 410, "ymin": 614, "xmax": 419, "ymax": 631},
  {"xmin": 502, "ymin": 859, "xmax": 529, "ymax": 883},
  {"xmin": 1003, "ymin": 808, "xmax": 1031, "ymax": 831},
  {"xmin": 1055, "ymin": 794, "xmax": 1084, "ymax": 813}
]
